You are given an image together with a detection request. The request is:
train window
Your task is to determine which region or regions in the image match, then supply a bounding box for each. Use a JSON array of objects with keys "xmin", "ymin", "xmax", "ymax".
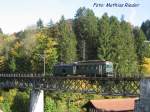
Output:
[{"xmin": 62, "ymin": 69, "xmax": 66, "ymax": 74}]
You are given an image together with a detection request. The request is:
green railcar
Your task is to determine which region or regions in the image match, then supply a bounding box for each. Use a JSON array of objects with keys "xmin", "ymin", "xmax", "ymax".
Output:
[
  {"xmin": 53, "ymin": 64, "xmax": 76, "ymax": 76},
  {"xmin": 53, "ymin": 60, "xmax": 113, "ymax": 77},
  {"xmin": 76, "ymin": 61, "xmax": 113, "ymax": 77}
]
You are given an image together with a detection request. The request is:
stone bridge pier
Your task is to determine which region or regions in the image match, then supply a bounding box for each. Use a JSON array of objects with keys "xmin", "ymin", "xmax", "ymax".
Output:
[
  {"xmin": 29, "ymin": 89, "xmax": 44, "ymax": 112},
  {"xmin": 135, "ymin": 79, "xmax": 150, "ymax": 112}
]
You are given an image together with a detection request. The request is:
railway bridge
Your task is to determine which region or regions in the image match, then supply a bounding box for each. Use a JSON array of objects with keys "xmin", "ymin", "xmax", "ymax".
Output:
[{"xmin": 0, "ymin": 74, "xmax": 148, "ymax": 112}]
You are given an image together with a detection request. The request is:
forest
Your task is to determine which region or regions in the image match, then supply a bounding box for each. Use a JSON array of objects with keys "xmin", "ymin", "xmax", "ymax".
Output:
[{"xmin": 0, "ymin": 7, "xmax": 150, "ymax": 112}]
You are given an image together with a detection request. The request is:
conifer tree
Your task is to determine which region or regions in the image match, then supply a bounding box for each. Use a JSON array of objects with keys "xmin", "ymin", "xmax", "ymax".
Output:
[
  {"xmin": 97, "ymin": 13, "xmax": 111, "ymax": 61},
  {"xmin": 109, "ymin": 16, "xmax": 123, "ymax": 74},
  {"xmin": 36, "ymin": 18, "xmax": 44, "ymax": 29},
  {"xmin": 133, "ymin": 27, "xmax": 147, "ymax": 73},
  {"xmin": 97, "ymin": 15, "xmax": 138, "ymax": 75},
  {"xmin": 120, "ymin": 21, "xmax": 137, "ymax": 74},
  {"xmin": 141, "ymin": 20, "xmax": 150, "ymax": 40},
  {"xmin": 0, "ymin": 28, "xmax": 3, "ymax": 34},
  {"xmin": 58, "ymin": 16, "xmax": 77, "ymax": 63},
  {"xmin": 74, "ymin": 7, "xmax": 98, "ymax": 60}
]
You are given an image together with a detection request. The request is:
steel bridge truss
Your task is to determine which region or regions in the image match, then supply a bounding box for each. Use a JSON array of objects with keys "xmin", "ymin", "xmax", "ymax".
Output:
[
  {"xmin": 0, "ymin": 74, "xmax": 141, "ymax": 96},
  {"xmin": 44, "ymin": 77, "xmax": 140, "ymax": 96}
]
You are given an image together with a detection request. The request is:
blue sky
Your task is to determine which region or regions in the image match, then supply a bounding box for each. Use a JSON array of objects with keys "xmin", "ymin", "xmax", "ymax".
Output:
[{"xmin": 0, "ymin": 0, "xmax": 149, "ymax": 34}]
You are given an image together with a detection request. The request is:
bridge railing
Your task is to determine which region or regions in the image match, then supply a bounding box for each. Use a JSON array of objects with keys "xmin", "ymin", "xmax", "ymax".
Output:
[
  {"xmin": 0, "ymin": 74, "xmax": 44, "ymax": 77},
  {"xmin": 0, "ymin": 74, "xmax": 144, "ymax": 96}
]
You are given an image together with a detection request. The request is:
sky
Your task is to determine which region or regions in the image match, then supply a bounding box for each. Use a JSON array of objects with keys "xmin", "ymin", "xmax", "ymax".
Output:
[{"xmin": 0, "ymin": 0, "xmax": 149, "ymax": 34}]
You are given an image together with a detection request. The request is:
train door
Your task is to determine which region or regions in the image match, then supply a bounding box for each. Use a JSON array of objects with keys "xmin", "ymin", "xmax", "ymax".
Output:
[
  {"xmin": 62, "ymin": 66, "xmax": 67, "ymax": 76},
  {"xmin": 73, "ymin": 65, "xmax": 76, "ymax": 75},
  {"xmin": 99, "ymin": 65, "xmax": 103, "ymax": 77}
]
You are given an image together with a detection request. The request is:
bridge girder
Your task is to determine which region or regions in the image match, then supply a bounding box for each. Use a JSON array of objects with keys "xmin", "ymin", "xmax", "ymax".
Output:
[{"xmin": 0, "ymin": 75, "xmax": 141, "ymax": 96}]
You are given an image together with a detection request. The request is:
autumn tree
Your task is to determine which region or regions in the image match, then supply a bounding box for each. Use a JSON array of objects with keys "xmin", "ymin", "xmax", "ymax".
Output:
[
  {"xmin": 9, "ymin": 40, "xmax": 32, "ymax": 73},
  {"xmin": 31, "ymin": 32, "xmax": 58, "ymax": 73},
  {"xmin": 0, "ymin": 56, "xmax": 6, "ymax": 72},
  {"xmin": 142, "ymin": 57, "xmax": 150, "ymax": 74}
]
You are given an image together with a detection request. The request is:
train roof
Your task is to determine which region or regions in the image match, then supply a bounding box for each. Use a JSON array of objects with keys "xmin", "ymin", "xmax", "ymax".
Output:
[
  {"xmin": 54, "ymin": 60, "xmax": 113, "ymax": 66},
  {"xmin": 75, "ymin": 60, "xmax": 112, "ymax": 64},
  {"xmin": 54, "ymin": 63, "xmax": 75, "ymax": 66}
]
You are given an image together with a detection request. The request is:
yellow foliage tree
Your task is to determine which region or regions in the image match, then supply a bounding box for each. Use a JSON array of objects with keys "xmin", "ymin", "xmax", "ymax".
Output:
[
  {"xmin": 10, "ymin": 41, "xmax": 23, "ymax": 57},
  {"xmin": 0, "ymin": 56, "xmax": 6, "ymax": 72},
  {"xmin": 142, "ymin": 57, "xmax": 150, "ymax": 75},
  {"xmin": 32, "ymin": 32, "xmax": 58, "ymax": 73},
  {"xmin": 0, "ymin": 96, "xmax": 3, "ymax": 103}
]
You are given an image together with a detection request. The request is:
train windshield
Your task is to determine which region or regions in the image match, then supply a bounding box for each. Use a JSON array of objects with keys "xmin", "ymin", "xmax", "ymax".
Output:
[
  {"xmin": 106, "ymin": 62, "xmax": 113, "ymax": 72},
  {"xmin": 106, "ymin": 64, "xmax": 113, "ymax": 68}
]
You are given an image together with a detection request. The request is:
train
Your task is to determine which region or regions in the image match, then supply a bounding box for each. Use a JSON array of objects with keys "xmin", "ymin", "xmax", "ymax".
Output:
[{"xmin": 53, "ymin": 60, "xmax": 113, "ymax": 77}]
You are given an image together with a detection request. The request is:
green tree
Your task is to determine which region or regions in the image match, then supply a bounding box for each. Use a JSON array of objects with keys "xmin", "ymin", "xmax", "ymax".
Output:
[
  {"xmin": 109, "ymin": 16, "xmax": 123, "ymax": 74},
  {"xmin": 37, "ymin": 18, "xmax": 44, "ymax": 29},
  {"xmin": 120, "ymin": 21, "xmax": 137, "ymax": 74},
  {"xmin": 58, "ymin": 16, "xmax": 77, "ymax": 63},
  {"xmin": 141, "ymin": 20, "xmax": 150, "ymax": 40},
  {"xmin": 74, "ymin": 7, "xmax": 98, "ymax": 60},
  {"xmin": 97, "ymin": 13, "xmax": 111, "ymax": 61},
  {"xmin": 11, "ymin": 92, "xmax": 29, "ymax": 112},
  {"xmin": 9, "ymin": 57, "xmax": 16, "ymax": 73},
  {"xmin": 1, "ymin": 99, "xmax": 10, "ymax": 112},
  {"xmin": 44, "ymin": 23, "xmax": 60, "ymax": 40},
  {"xmin": 15, "ymin": 28, "xmax": 37, "ymax": 40},
  {"xmin": 44, "ymin": 96, "xmax": 57, "ymax": 112},
  {"xmin": 133, "ymin": 27, "xmax": 147, "ymax": 73},
  {"xmin": 9, "ymin": 40, "xmax": 32, "ymax": 73},
  {"xmin": 0, "ymin": 28, "xmax": 3, "ymax": 34},
  {"xmin": 97, "ymin": 15, "xmax": 137, "ymax": 75},
  {"xmin": 47, "ymin": 19, "xmax": 54, "ymax": 28},
  {"xmin": 0, "ymin": 34, "xmax": 16, "ymax": 73},
  {"xmin": 0, "ymin": 89, "xmax": 17, "ymax": 112}
]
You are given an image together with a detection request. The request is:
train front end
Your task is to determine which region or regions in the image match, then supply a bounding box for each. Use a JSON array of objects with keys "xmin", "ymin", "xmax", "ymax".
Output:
[{"xmin": 105, "ymin": 61, "xmax": 113, "ymax": 77}]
